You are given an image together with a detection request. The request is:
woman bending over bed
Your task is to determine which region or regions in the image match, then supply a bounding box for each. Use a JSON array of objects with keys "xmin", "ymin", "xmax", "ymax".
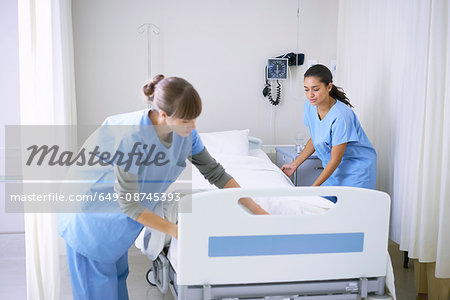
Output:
[
  {"xmin": 281, "ymin": 64, "xmax": 377, "ymax": 189},
  {"xmin": 58, "ymin": 75, "xmax": 267, "ymax": 300}
]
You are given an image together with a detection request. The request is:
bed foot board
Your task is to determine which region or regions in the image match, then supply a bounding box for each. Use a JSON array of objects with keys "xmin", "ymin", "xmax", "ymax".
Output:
[{"xmin": 172, "ymin": 276, "xmax": 389, "ymax": 300}]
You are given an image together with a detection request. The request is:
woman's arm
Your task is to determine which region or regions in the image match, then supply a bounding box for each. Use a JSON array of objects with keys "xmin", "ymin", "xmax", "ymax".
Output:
[
  {"xmin": 222, "ymin": 178, "xmax": 269, "ymax": 215},
  {"xmin": 311, "ymin": 143, "xmax": 347, "ymax": 186},
  {"xmin": 281, "ymin": 138, "xmax": 315, "ymax": 177},
  {"xmin": 136, "ymin": 209, "xmax": 178, "ymax": 239},
  {"xmin": 189, "ymin": 148, "xmax": 232, "ymax": 188},
  {"xmin": 114, "ymin": 165, "xmax": 178, "ymax": 238}
]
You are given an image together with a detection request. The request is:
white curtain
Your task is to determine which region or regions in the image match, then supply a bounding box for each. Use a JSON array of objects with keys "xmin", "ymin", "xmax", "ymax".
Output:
[
  {"xmin": 336, "ymin": 0, "xmax": 450, "ymax": 277},
  {"xmin": 18, "ymin": 0, "xmax": 77, "ymax": 299}
]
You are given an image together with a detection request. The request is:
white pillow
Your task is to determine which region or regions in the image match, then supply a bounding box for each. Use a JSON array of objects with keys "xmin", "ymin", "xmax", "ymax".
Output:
[{"xmin": 199, "ymin": 129, "xmax": 250, "ymax": 157}]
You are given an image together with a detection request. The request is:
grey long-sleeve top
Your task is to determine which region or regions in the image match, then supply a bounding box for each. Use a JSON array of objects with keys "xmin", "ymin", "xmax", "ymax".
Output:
[{"xmin": 114, "ymin": 147, "xmax": 232, "ymax": 220}]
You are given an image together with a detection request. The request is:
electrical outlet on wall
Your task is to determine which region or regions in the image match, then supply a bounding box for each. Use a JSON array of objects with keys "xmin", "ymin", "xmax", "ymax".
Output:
[{"xmin": 330, "ymin": 59, "xmax": 337, "ymax": 76}]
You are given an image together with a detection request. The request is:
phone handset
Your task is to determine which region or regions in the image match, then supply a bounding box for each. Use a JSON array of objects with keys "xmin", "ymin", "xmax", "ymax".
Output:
[{"xmin": 263, "ymin": 73, "xmax": 282, "ymax": 106}]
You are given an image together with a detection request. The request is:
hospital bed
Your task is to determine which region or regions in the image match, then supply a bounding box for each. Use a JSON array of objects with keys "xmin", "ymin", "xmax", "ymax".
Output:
[{"xmin": 136, "ymin": 131, "xmax": 395, "ymax": 300}]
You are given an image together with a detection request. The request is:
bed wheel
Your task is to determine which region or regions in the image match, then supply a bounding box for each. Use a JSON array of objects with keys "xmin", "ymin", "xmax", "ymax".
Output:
[
  {"xmin": 147, "ymin": 254, "xmax": 170, "ymax": 294},
  {"xmin": 146, "ymin": 269, "xmax": 157, "ymax": 286}
]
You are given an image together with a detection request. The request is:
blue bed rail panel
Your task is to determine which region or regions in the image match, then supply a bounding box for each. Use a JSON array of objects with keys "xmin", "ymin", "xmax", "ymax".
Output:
[{"xmin": 208, "ymin": 233, "xmax": 364, "ymax": 257}]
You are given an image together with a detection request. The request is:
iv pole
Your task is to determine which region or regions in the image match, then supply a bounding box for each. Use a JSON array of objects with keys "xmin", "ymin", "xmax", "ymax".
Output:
[{"xmin": 138, "ymin": 23, "xmax": 160, "ymax": 79}]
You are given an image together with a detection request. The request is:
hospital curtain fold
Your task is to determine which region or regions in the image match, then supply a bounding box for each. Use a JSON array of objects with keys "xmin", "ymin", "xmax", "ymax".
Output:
[
  {"xmin": 336, "ymin": 0, "xmax": 450, "ymax": 279},
  {"xmin": 436, "ymin": 0, "xmax": 450, "ymax": 277},
  {"xmin": 18, "ymin": 0, "xmax": 77, "ymax": 299}
]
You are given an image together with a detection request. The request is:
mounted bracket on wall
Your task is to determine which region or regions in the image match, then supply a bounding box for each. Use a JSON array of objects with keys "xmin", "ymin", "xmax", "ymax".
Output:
[
  {"xmin": 138, "ymin": 23, "xmax": 161, "ymax": 79},
  {"xmin": 276, "ymin": 52, "xmax": 304, "ymax": 66}
]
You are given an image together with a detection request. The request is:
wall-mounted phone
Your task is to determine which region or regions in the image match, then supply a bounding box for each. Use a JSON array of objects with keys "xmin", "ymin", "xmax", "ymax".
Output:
[
  {"xmin": 267, "ymin": 58, "xmax": 289, "ymax": 80},
  {"xmin": 263, "ymin": 52, "xmax": 305, "ymax": 106}
]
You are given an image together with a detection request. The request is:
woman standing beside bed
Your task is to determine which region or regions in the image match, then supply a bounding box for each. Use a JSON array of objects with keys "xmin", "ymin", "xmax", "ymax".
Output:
[
  {"xmin": 59, "ymin": 75, "xmax": 267, "ymax": 300},
  {"xmin": 281, "ymin": 64, "xmax": 377, "ymax": 189}
]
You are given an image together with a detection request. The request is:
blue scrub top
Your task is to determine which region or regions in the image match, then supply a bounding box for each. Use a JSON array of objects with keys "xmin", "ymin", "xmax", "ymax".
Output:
[
  {"xmin": 58, "ymin": 109, "xmax": 204, "ymax": 263},
  {"xmin": 303, "ymin": 100, "xmax": 377, "ymax": 188}
]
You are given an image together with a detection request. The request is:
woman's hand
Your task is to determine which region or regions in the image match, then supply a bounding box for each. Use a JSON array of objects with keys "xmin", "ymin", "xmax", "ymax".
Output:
[
  {"xmin": 238, "ymin": 197, "xmax": 269, "ymax": 215},
  {"xmin": 136, "ymin": 209, "xmax": 179, "ymax": 239},
  {"xmin": 169, "ymin": 223, "xmax": 178, "ymax": 240},
  {"xmin": 223, "ymin": 179, "xmax": 269, "ymax": 215},
  {"xmin": 280, "ymin": 139, "xmax": 315, "ymax": 177},
  {"xmin": 281, "ymin": 162, "xmax": 298, "ymax": 177}
]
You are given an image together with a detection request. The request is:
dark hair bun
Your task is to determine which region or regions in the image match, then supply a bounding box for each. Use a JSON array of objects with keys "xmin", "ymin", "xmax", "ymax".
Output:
[{"xmin": 143, "ymin": 74, "xmax": 165, "ymax": 98}]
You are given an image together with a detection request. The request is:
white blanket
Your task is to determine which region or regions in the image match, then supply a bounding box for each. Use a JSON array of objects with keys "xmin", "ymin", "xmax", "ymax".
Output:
[{"xmin": 191, "ymin": 151, "xmax": 295, "ymax": 190}]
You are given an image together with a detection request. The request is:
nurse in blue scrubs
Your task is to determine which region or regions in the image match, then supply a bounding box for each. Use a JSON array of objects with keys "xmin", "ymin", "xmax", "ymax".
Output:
[
  {"xmin": 59, "ymin": 75, "xmax": 267, "ymax": 300},
  {"xmin": 281, "ymin": 64, "xmax": 377, "ymax": 188}
]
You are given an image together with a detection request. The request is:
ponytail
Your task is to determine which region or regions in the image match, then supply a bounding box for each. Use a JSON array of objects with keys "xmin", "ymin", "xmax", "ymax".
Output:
[
  {"xmin": 330, "ymin": 84, "xmax": 353, "ymax": 108},
  {"xmin": 142, "ymin": 74, "xmax": 165, "ymax": 102}
]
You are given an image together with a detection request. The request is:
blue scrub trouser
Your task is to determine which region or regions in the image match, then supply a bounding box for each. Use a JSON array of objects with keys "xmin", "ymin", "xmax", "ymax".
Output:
[{"xmin": 66, "ymin": 243, "xmax": 129, "ymax": 300}]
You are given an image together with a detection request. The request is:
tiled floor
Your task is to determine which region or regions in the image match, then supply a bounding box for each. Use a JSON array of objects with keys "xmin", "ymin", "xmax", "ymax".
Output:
[
  {"xmin": 126, "ymin": 247, "xmax": 174, "ymax": 300},
  {"xmin": 0, "ymin": 234, "xmax": 418, "ymax": 299},
  {"xmin": 0, "ymin": 234, "xmax": 174, "ymax": 300},
  {"xmin": 0, "ymin": 233, "xmax": 26, "ymax": 300}
]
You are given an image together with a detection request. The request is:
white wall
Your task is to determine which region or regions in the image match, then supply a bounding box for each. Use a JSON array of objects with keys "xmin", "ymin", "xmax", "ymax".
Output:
[
  {"xmin": 72, "ymin": 0, "xmax": 338, "ymax": 145},
  {"xmin": 0, "ymin": 0, "xmax": 24, "ymax": 233}
]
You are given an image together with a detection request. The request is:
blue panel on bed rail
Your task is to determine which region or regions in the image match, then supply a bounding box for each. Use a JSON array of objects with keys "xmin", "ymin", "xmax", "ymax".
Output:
[{"xmin": 208, "ymin": 233, "xmax": 364, "ymax": 257}]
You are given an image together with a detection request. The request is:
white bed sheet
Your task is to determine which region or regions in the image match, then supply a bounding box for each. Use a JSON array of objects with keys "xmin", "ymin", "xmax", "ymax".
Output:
[
  {"xmin": 191, "ymin": 150, "xmax": 294, "ymax": 189},
  {"xmin": 248, "ymin": 148, "xmax": 271, "ymax": 160}
]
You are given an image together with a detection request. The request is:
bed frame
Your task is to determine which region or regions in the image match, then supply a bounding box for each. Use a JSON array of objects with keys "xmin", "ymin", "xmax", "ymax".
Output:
[{"xmin": 150, "ymin": 186, "xmax": 392, "ymax": 299}]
